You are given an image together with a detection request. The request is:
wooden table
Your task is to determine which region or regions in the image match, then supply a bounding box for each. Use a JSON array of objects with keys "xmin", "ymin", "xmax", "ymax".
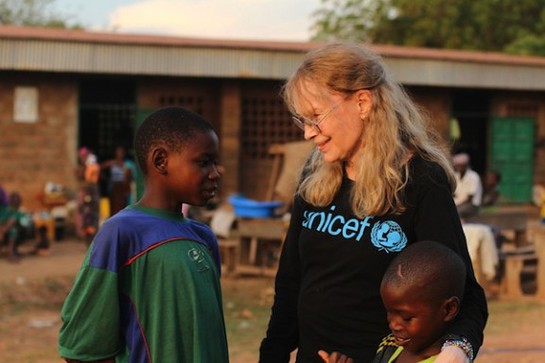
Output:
[
  {"xmin": 469, "ymin": 210, "xmax": 528, "ymax": 246},
  {"xmin": 235, "ymin": 217, "xmax": 286, "ymax": 277},
  {"xmin": 33, "ymin": 216, "xmax": 56, "ymax": 242}
]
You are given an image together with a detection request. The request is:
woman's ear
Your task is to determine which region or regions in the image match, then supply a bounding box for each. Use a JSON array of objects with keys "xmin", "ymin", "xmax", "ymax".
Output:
[
  {"xmin": 442, "ymin": 296, "xmax": 461, "ymax": 323},
  {"xmin": 355, "ymin": 89, "xmax": 372, "ymax": 119},
  {"xmin": 151, "ymin": 147, "xmax": 168, "ymax": 175}
]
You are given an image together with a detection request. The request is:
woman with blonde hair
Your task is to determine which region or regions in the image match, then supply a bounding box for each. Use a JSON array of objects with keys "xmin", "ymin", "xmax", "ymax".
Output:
[{"xmin": 260, "ymin": 42, "xmax": 487, "ymax": 363}]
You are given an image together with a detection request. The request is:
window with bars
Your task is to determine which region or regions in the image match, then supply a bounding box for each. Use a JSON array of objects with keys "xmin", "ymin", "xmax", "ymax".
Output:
[{"xmin": 240, "ymin": 96, "xmax": 300, "ymax": 159}]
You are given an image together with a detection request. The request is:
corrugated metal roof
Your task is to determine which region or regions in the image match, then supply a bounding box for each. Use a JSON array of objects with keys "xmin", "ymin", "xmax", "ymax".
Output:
[
  {"xmin": 2, "ymin": 25, "xmax": 545, "ymax": 89},
  {"xmin": 0, "ymin": 38, "xmax": 302, "ymax": 78}
]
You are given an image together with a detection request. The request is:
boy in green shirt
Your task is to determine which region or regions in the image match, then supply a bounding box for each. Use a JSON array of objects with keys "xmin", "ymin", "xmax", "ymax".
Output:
[{"xmin": 58, "ymin": 107, "xmax": 228, "ymax": 362}]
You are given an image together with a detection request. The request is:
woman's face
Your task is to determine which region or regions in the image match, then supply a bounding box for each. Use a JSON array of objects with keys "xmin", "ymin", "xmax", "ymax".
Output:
[{"xmin": 295, "ymin": 79, "xmax": 369, "ymax": 168}]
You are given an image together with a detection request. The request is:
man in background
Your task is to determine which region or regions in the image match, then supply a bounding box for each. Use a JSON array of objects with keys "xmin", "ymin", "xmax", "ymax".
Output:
[{"xmin": 453, "ymin": 152, "xmax": 482, "ymax": 220}]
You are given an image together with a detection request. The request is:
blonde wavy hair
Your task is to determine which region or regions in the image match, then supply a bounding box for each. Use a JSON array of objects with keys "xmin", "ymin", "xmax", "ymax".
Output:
[{"xmin": 283, "ymin": 42, "xmax": 456, "ymax": 217}]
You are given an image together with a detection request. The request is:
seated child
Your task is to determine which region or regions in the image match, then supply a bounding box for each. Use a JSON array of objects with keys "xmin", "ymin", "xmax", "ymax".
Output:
[
  {"xmin": 0, "ymin": 192, "xmax": 31, "ymax": 262},
  {"xmin": 319, "ymin": 240, "xmax": 469, "ymax": 363}
]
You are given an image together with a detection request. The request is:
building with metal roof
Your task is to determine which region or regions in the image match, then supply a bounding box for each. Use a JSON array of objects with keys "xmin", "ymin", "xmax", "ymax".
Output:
[{"xmin": 1, "ymin": 25, "xmax": 544, "ymax": 213}]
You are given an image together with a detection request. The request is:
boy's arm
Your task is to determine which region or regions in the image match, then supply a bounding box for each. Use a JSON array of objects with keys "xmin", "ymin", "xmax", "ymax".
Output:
[{"xmin": 59, "ymin": 250, "xmax": 122, "ymax": 361}]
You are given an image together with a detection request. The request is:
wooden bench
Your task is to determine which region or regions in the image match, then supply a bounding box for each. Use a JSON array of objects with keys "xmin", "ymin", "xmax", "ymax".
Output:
[
  {"xmin": 467, "ymin": 210, "xmax": 545, "ymax": 300},
  {"xmin": 500, "ymin": 246, "xmax": 537, "ymax": 299},
  {"xmin": 218, "ymin": 238, "xmax": 240, "ymax": 275},
  {"xmin": 499, "ymin": 226, "xmax": 545, "ymax": 300}
]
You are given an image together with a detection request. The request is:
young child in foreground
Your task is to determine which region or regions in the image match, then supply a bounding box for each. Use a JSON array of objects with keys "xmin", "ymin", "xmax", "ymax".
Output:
[
  {"xmin": 58, "ymin": 107, "xmax": 228, "ymax": 362},
  {"xmin": 320, "ymin": 240, "xmax": 467, "ymax": 363}
]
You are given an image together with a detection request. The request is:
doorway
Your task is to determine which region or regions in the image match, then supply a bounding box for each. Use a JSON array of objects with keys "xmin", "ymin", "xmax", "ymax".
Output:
[
  {"xmin": 450, "ymin": 89, "xmax": 491, "ymax": 175},
  {"xmin": 78, "ymin": 78, "xmax": 137, "ymax": 195}
]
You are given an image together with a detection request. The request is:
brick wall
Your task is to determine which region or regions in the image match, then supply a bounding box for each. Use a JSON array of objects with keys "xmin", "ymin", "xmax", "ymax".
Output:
[
  {"xmin": 0, "ymin": 72, "xmax": 78, "ymax": 212},
  {"xmin": 1, "ymin": 71, "xmax": 542, "ymax": 215}
]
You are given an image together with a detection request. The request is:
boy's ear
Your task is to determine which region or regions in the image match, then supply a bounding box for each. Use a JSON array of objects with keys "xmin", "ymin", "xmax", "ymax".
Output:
[
  {"xmin": 151, "ymin": 147, "xmax": 168, "ymax": 175},
  {"xmin": 442, "ymin": 296, "xmax": 460, "ymax": 323}
]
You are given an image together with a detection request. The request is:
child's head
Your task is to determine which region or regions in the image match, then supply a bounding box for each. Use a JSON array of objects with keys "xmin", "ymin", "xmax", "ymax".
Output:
[
  {"xmin": 484, "ymin": 170, "xmax": 501, "ymax": 187},
  {"xmin": 380, "ymin": 241, "xmax": 466, "ymax": 357},
  {"xmin": 134, "ymin": 107, "xmax": 220, "ymax": 207},
  {"xmin": 8, "ymin": 192, "xmax": 22, "ymax": 210}
]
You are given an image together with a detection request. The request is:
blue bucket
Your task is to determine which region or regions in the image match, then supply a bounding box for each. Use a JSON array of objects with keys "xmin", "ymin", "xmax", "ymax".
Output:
[{"xmin": 228, "ymin": 195, "xmax": 283, "ymax": 218}]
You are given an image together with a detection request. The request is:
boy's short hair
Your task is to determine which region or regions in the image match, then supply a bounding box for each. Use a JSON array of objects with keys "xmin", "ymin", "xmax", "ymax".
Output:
[
  {"xmin": 134, "ymin": 107, "xmax": 215, "ymax": 174},
  {"xmin": 382, "ymin": 241, "xmax": 466, "ymax": 303}
]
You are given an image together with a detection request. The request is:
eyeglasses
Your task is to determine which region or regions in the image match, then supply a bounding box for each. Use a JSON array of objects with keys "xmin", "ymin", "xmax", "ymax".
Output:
[{"xmin": 292, "ymin": 100, "xmax": 344, "ymax": 133}]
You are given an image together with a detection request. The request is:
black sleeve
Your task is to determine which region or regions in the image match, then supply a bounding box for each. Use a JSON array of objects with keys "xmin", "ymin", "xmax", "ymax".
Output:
[
  {"xmin": 411, "ymin": 164, "xmax": 488, "ymax": 356},
  {"xmin": 259, "ymin": 196, "xmax": 304, "ymax": 363}
]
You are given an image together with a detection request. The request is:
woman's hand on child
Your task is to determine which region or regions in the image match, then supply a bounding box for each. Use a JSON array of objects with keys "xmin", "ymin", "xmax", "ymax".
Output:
[
  {"xmin": 435, "ymin": 345, "xmax": 470, "ymax": 363},
  {"xmin": 318, "ymin": 350, "xmax": 354, "ymax": 363}
]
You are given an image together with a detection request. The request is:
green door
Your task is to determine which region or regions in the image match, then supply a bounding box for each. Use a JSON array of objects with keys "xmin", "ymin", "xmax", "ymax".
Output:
[
  {"xmin": 490, "ymin": 117, "xmax": 535, "ymax": 203},
  {"xmin": 134, "ymin": 109, "xmax": 156, "ymax": 200}
]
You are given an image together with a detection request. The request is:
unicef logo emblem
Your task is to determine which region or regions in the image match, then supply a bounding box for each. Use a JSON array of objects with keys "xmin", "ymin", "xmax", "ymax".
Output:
[{"xmin": 371, "ymin": 220, "xmax": 407, "ymax": 253}]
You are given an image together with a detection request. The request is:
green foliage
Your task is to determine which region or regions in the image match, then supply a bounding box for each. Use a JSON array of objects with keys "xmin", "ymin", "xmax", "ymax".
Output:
[
  {"xmin": 0, "ymin": 0, "xmax": 82, "ymax": 28},
  {"xmin": 311, "ymin": 0, "xmax": 545, "ymax": 56},
  {"xmin": 505, "ymin": 35, "xmax": 545, "ymax": 56}
]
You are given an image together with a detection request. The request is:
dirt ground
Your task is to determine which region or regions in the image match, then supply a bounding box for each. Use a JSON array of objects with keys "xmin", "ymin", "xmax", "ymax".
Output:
[{"xmin": 1, "ymin": 239, "xmax": 545, "ymax": 362}]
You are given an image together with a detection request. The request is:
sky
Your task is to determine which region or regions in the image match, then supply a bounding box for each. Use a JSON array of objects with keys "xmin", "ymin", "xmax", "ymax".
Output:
[{"xmin": 52, "ymin": 0, "xmax": 322, "ymax": 41}]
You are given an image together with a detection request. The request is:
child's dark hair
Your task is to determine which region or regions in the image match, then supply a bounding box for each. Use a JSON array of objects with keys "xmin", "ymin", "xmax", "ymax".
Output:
[
  {"xmin": 9, "ymin": 192, "xmax": 22, "ymax": 207},
  {"xmin": 134, "ymin": 107, "xmax": 215, "ymax": 174},
  {"xmin": 381, "ymin": 241, "xmax": 466, "ymax": 303}
]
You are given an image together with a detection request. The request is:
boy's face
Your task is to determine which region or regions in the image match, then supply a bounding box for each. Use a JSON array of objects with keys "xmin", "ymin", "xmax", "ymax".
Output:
[
  {"xmin": 380, "ymin": 282, "xmax": 451, "ymax": 358},
  {"xmin": 165, "ymin": 130, "xmax": 220, "ymax": 207}
]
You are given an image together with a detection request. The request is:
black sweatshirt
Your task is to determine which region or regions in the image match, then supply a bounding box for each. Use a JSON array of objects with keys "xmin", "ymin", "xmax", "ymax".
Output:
[{"xmin": 259, "ymin": 156, "xmax": 488, "ymax": 363}]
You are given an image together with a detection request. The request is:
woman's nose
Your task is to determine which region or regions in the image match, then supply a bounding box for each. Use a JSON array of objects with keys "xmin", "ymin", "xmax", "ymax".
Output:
[{"xmin": 303, "ymin": 124, "xmax": 319, "ymax": 140}]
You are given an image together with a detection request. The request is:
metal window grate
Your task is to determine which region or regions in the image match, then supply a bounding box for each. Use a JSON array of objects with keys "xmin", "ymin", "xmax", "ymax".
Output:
[{"xmin": 240, "ymin": 97, "xmax": 299, "ymax": 159}]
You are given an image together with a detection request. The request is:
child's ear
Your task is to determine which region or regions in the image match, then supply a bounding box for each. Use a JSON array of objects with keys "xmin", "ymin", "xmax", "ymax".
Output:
[
  {"xmin": 442, "ymin": 296, "xmax": 460, "ymax": 323},
  {"xmin": 151, "ymin": 147, "xmax": 168, "ymax": 175}
]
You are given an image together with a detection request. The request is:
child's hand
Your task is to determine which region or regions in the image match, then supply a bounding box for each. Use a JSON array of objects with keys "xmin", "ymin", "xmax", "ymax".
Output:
[{"xmin": 318, "ymin": 350, "xmax": 354, "ymax": 363}]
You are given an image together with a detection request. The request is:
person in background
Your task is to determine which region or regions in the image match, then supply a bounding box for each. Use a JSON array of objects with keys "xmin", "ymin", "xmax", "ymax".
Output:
[
  {"xmin": 481, "ymin": 170, "xmax": 501, "ymax": 208},
  {"xmin": 0, "ymin": 192, "xmax": 31, "ymax": 262},
  {"xmin": 319, "ymin": 241, "xmax": 467, "ymax": 363},
  {"xmin": 259, "ymin": 42, "xmax": 487, "ymax": 363},
  {"xmin": 76, "ymin": 147, "xmax": 100, "ymax": 245},
  {"xmin": 0, "ymin": 185, "xmax": 8, "ymax": 207},
  {"xmin": 480, "ymin": 170, "xmax": 504, "ymax": 250},
  {"xmin": 101, "ymin": 146, "xmax": 133, "ymax": 215},
  {"xmin": 123, "ymin": 149, "xmax": 139, "ymax": 206},
  {"xmin": 452, "ymin": 153, "xmax": 482, "ymax": 220},
  {"xmin": 58, "ymin": 107, "xmax": 228, "ymax": 362}
]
